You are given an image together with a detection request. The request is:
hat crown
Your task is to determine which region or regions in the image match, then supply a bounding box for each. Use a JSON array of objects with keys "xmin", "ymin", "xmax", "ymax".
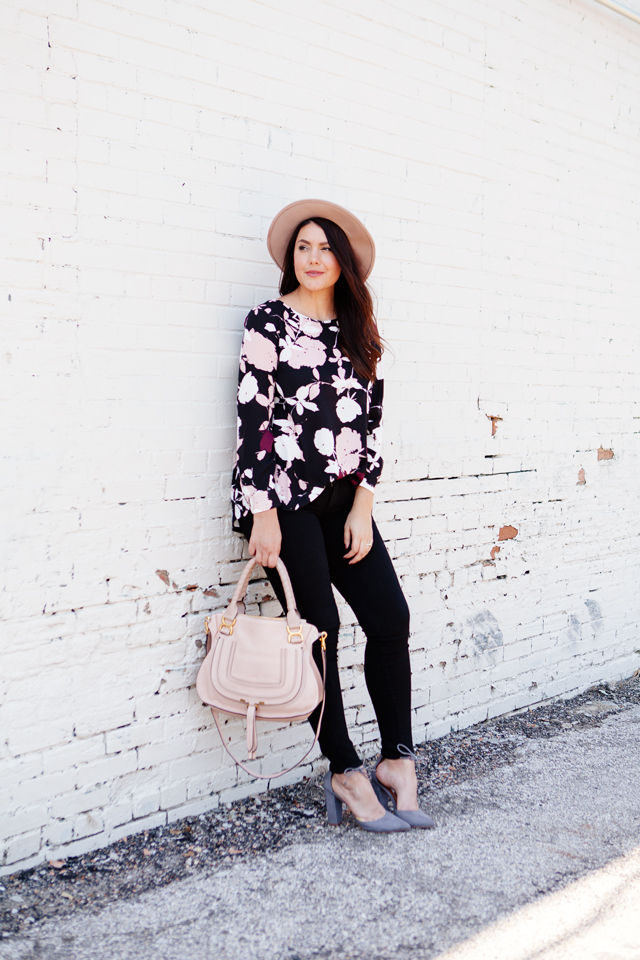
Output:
[{"xmin": 267, "ymin": 200, "xmax": 376, "ymax": 280}]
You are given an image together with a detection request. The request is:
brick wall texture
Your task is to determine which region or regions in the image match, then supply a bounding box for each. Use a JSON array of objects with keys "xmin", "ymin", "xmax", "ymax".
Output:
[{"xmin": 2, "ymin": 0, "xmax": 640, "ymax": 873}]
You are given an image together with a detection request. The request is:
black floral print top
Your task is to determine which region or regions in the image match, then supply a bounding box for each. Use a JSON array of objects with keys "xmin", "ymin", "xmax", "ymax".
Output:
[{"xmin": 232, "ymin": 299, "xmax": 383, "ymax": 525}]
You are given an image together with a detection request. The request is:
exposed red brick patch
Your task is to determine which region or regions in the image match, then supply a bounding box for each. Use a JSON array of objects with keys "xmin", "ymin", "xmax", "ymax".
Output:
[
  {"xmin": 491, "ymin": 545, "xmax": 501, "ymax": 559},
  {"xmin": 486, "ymin": 414, "xmax": 503, "ymax": 437},
  {"xmin": 203, "ymin": 586, "xmax": 218, "ymax": 597},
  {"xmin": 597, "ymin": 447, "xmax": 614, "ymax": 461},
  {"xmin": 577, "ymin": 468, "xmax": 586, "ymax": 485},
  {"xmin": 186, "ymin": 584, "xmax": 198, "ymax": 592},
  {"xmin": 155, "ymin": 569, "xmax": 170, "ymax": 586},
  {"xmin": 498, "ymin": 525, "xmax": 518, "ymax": 541}
]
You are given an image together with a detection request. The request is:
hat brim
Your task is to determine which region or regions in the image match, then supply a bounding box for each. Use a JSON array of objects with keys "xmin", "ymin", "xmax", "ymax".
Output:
[{"xmin": 267, "ymin": 199, "xmax": 376, "ymax": 280}]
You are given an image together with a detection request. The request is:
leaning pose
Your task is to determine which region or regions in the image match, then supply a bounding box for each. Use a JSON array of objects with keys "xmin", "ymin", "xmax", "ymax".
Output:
[{"xmin": 232, "ymin": 199, "xmax": 434, "ymax": 832}]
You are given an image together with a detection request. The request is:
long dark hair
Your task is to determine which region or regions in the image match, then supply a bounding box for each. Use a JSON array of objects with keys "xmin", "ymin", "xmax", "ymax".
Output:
[{"xmin": 279, "ymin": 217, "xmax": 382, "ymax": 382}]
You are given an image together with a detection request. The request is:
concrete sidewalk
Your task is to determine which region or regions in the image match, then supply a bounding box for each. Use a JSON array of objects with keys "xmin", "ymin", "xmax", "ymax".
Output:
[{"xmin": 3, "ymin": 706, "xmax": 640, "ymax": 960}]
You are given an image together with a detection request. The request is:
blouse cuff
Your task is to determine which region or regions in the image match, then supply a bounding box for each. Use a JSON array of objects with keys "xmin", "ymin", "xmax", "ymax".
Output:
[
  {"xmin": 359, "ymin": 478, "xmax": 377, "ymax": 495},
  {"xmin": 248, "ymin": 489, "xmax": 277, "ymax": 515}
]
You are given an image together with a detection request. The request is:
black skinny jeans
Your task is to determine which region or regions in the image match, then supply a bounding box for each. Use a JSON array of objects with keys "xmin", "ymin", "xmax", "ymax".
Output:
[{"xmin": 239, "ymin": 478, "xmax": 413, "ymax": 773}]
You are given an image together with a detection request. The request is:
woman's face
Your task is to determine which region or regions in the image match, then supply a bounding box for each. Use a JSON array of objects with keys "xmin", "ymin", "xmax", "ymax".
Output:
[{"xmin": 293, "ymin": 222, "xmax": 341, "ymax": 293}]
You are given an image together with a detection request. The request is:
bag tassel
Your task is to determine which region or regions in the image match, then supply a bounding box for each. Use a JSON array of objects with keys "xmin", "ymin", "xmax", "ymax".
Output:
[{"xmin": 246, "ymin": 703, "xmax": 258, "ymax": 760}]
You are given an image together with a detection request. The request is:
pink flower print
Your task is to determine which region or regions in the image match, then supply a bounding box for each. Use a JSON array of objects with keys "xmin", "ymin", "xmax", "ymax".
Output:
[
  {"xmin": 274, "ymin": 433, "xmax": 303, "ymax": 462},
  {"xmin": 331, "ymin": 369, "xmax": 362, "ymax": 394},
  {"xmin": 293, "ymin": 384, "xmax": 319, "ymax": 415},
  {"xmin": 273, "ymin": 416, "xmax": 304, "ymax": 463},
  {"xmin": 241, "ymin": 481, "xmax": 256, "ymax": 503},
  {"xmin": 250, "ymin": 489, "xmax": 273, "ymax": 514},
  {"xmin": 242, "ymin": 330, "xmax": 278, "ymax": 372},
  {"xmin": 253, "ymin": 382, "xmax": 274, "ymax": 409},
  {"xmin": 274, "ymin": 466, "xmax": 292, "ymax": 505},
  {"xmin": 335, "ymin": 428, "xmax": 363, "ymax": 476},
  {"xmin": 238, "ymin": 372, "xmax": 259, "ymax": 404},
  {"xmin": 314, "ymin": 428, "xmax": 334, "ymax": 456},
  {"xmin": 336, "ymin": 396, "xmax": 361, "ymax": 423},
  {"xmin": 299, "ymin": 317, "xmax": 323, "ymax": 338},
  {"xmin": 288, "ymin": 336, "xmax": 327, "ymax": 370}
]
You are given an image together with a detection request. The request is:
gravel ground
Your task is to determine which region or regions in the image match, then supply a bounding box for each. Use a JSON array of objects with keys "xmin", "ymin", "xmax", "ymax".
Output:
[{"xmin": 2, "ymin": 676, "xmax": 638, "ymax": 940}]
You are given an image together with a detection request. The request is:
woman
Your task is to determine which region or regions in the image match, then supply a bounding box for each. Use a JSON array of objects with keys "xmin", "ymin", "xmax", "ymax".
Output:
[{"xmin": 232, "ymin": 199, "xmax": 434, "ymax": 832}]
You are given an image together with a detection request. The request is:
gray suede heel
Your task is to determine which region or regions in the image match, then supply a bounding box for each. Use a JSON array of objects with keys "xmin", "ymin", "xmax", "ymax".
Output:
[
  {"xmin": 358, "ymin": 809, "xmax": 412, "ymax": 833},
  {"xmin": 323, "ymin": 769, "xmax": 410, "ymax": 833},
  {"xmin": 371, "ymin": 750, "xmax": 436, "ymax": 830}
]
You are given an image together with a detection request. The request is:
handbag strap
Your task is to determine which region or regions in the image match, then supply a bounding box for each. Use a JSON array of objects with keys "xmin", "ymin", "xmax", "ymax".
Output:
[
  {"xmin": 226, "ymin": 557, "xmax": 301, "ymax": 629},
  {"xmin": 210, "ymin": 641, "xmax": 327, "ymax": 781}
]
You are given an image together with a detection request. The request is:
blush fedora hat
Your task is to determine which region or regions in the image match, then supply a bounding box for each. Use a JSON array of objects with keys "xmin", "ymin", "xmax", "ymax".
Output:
[{"xmin": 267, "ymin": 199, "xmax": 376, "ymax": 280}]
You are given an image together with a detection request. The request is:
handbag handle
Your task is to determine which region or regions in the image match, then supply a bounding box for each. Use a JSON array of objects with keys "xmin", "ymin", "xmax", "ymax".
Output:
[
  {"xmin": 210, "ymin": 642, "xmax": 327, "ymax": 780},
  {"xmin": 225, "ymin": 557, "xmax": 301, "ymax": 628}
]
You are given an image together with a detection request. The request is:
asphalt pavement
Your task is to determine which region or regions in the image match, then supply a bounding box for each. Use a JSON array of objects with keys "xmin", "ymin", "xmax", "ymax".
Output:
[{"xmin": 2, "ymin": 702, "xmax": 640, "ymax": 960}]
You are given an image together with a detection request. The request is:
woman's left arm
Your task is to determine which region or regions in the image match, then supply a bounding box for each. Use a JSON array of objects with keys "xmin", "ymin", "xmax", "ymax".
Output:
[
  {"xmin": 343, "ymin": 369, "xmax": 384, "ymax": 564},
  {"xmin": 360, "ymin": 370, "xmax": 383, "ymax": 494},
  {"xmin": 343, "ymin": 485, "xmax": 374, "ymax": 565}
]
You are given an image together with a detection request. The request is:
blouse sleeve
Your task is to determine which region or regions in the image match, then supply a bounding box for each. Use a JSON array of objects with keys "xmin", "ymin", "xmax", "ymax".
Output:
[
  {"xmin": 234, "ymin": 308, "xmax": 280, "ymax": 514},
  {"xmin": 360, "ymin": 362, "xmax": 384, "ymax": 494}
]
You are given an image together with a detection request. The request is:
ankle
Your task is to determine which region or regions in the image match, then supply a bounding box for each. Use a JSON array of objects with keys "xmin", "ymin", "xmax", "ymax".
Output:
[
  {"xmin": 331, "ymin": 769, "xmax": 366, "ymax": 793},
  {"xmin": 330, "ymin": 771, "xmax": 386, "ymax": 821},
  {"xmin": 378, "ymin": 757, "xmax": 414, "ymax": 775},
  {"xmin": 377, "ymin": 758, "xmax": 417, "ymax": 789}
]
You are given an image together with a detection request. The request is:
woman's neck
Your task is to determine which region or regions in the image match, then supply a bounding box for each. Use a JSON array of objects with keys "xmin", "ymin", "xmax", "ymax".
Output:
[{"xmin": 279, "ymin": 286, "xmax": 336, "ymax": 323}]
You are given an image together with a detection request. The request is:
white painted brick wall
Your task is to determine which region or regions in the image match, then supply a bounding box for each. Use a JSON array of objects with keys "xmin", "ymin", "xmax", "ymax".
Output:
[{"xmin": 2, "ymin": 0, "xmax": 640, "ymax": 873}]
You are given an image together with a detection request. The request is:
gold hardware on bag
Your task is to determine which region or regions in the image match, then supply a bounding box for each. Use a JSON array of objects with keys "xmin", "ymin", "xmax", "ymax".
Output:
[
  {"xmin": 220, "ymin": 615, "xmax": 237, "ymax": 636},
  {"xmin": 286, "ymin": 624, "xmax": 304, "ymax": 643},
  {"xmin": 319, "ymin": 631, "xmax": 327, "ymax": 651}
]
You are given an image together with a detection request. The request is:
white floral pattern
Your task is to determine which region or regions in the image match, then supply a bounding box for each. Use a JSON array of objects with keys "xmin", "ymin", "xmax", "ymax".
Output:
[{"xmin": 232, "ymin": 299, "xmax": 384, "ymax": 522}]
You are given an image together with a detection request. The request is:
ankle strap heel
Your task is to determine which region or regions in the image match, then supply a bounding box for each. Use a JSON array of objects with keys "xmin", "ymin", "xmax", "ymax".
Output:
[
  {"xmin": 323, "ymin": 768, "xmax": 410, "ymax": 832},
  {"xmin": 371, "ymin": 770, "xmax": 395, "ymax": 809},
  {"xmin": 323, "ymin": 771, "xmax": 344, "ymax": 825},
  {"xmin": 372, "ymin": 754, "xmax": 436, "ymax": 830}
]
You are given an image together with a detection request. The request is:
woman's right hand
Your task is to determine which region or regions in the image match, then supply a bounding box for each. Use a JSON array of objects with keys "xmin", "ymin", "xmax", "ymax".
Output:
[{"xmin": 248, "ymin": 508, "xmax": 282, "ymax": 568}]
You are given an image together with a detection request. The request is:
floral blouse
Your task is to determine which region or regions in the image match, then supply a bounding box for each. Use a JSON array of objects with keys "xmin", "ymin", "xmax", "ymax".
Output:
[{"xmin": 232, "ymin": 299, "xmax": 383, "ymax": 525}]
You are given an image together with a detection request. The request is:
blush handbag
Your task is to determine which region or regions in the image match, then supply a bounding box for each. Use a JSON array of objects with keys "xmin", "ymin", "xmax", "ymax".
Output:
[{"xmin": 196, "ymin": 557, "xmax": 326, "ymax": 779}]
